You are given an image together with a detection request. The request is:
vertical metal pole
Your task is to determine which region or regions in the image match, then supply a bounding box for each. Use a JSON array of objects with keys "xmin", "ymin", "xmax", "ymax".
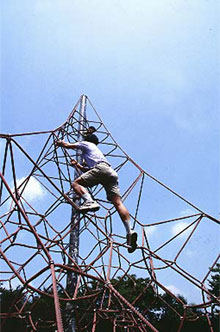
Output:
[{"xmin": 65, "ymin": 95, "xmax": 87, "ymax": 332}]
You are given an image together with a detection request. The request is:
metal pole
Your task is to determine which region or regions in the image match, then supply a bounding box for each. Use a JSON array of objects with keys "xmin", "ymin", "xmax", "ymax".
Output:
[{"xmin": 65, "ymin": 95, "xmax": 87, "ymax": 332}]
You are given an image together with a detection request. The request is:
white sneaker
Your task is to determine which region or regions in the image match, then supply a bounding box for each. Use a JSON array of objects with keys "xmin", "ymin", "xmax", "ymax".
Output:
[{"xmin": 79, "ymin": 201, "xmax": 100, "ymax": 213}]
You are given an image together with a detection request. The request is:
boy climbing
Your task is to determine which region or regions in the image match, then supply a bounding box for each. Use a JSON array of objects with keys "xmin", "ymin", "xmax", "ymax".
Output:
[{"xmin": 56, "ymin": 129, "xmax": 138, "ymax": 253}]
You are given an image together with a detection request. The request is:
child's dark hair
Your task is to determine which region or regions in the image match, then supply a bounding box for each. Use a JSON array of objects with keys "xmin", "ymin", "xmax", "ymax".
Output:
[
  {"xmin": 88, "ymin": 126, "xmax": 96, "ymax": 132},
  {"xmin": 84, "ymin": 134, "xmax": 99, "ymax": 145}
]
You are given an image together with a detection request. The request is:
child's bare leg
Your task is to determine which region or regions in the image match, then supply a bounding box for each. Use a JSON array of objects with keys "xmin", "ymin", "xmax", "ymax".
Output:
[
  {"xmin": 72, "ymin": 178, "xmax": 99, "ymax": 212},
  {"xmin": 111, "ymin": 194, "xmax": 137, "ymax": 253},
  {"xmin": 72, "ymin": 178, "xmax": 88, "ymax": 196},
  {"xmin": 72, "ymin": 178, "xmax": 93, "ymax": 202},
  {"xmin": 111, "ymin": 194, "xmax": 131, "ymax": 234}
]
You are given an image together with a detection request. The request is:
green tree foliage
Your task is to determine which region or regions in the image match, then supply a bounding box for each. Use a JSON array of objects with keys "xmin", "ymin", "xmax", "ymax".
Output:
[
  {"xmin": 208, "ymin": 263, "xmax": 220, "ymax": 332},
  {"xmin": 29, "ymin": 291, "xmax": 56, "ymax": 332},
  {"xmin": 156, "ymin": 293, "xmax": 211, "ymax": 332},
  {"xmin": 0, "ymin": 284, "xmax": 27, "ymax": 332},
  {"xmin": 1, "ymin": 269, "xmax": 219, "ymax": 331},
  {"xmin": 208, "ymin": 263, "xmax": 220, "ymax": 300}
]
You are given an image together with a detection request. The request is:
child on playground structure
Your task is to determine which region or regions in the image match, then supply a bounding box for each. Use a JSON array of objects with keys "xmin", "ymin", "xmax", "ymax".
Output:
[{"xmin": 56, "ymin": 129, "xmax": 138, "ymax": 253}]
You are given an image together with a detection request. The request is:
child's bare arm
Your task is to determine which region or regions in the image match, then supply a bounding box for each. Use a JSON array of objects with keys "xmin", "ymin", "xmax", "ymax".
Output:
[
  {"xmin": 56, "ymin": 140, "xmax": 77, "ymax": 149},
  {"xmin": 70, "ymin": 159, "xmax": 88, "ymax": 172}
]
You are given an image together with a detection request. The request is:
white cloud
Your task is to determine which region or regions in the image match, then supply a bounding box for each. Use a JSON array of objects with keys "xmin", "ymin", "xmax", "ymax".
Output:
[
  {"xmin": 170, "ymin": 209, "xmax": 196, "ymax": 238},
  {"xmin": 179, "ymin": 209, "xmax": 195, "ymax": 217},
  {"xmin": 165, "ymin": 284, "xmax": 182, "ymax": 296},
  {"xmin": 16, "ymin": 176, "xmax": 46, "ymax": 202},
  {"xmin": 145, "ymin": 225, "xmax": 156, "ymax": 237},
  {"xmin": 171, "ymin": 221, "xmax": 191, "ymax": 238}
]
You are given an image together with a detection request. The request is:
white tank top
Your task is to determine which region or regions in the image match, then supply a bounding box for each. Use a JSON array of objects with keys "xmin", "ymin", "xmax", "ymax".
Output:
[{"xmin": 74, "ymin": 141, "xmax": 110, "ymax": 168}]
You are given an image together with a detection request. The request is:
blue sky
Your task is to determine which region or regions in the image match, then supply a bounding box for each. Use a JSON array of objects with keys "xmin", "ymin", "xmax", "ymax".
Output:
[{"xmin": 1, "ymin": 0, "xmax": 219, "ymax": 305}]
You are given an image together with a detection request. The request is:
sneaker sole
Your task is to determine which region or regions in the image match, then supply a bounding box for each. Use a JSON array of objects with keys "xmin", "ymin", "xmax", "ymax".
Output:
[
  {"xmin": 79, "ymin": 206, "xmax": 100, "ymax": 213},
  {"xmin": 128, "ymin": 232, "xmax": 138, "ymax": 253}
]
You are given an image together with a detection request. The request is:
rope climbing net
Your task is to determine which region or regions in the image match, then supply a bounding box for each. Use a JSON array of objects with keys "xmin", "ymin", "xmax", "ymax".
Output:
[{"xmin": 0, "ymin": 95, "xmax": 219, "ymax": 331}]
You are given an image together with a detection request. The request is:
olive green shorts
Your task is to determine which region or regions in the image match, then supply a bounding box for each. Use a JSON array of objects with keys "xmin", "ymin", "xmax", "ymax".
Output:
[{"xmin": 78, "ymin": 162, "xmax": 120, "ymax": 201}]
